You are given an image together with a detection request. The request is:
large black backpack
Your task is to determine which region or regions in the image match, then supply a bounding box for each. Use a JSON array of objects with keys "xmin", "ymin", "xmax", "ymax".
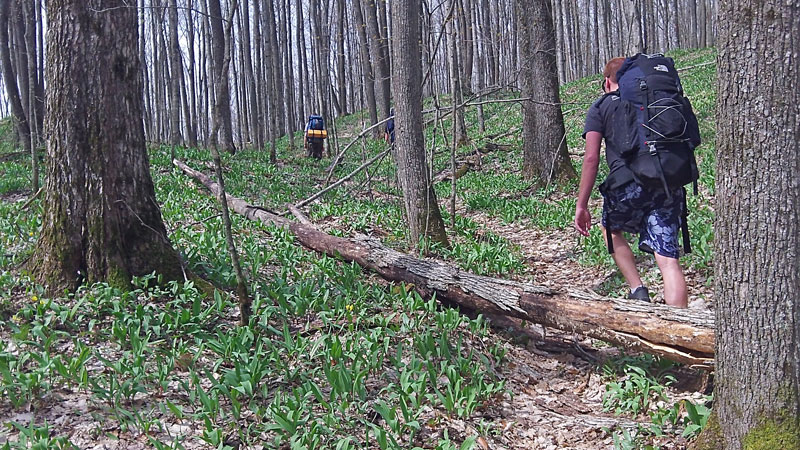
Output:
[{"xmin": 615, "ymin": 54, "xmax": 702, "ymax": 194}]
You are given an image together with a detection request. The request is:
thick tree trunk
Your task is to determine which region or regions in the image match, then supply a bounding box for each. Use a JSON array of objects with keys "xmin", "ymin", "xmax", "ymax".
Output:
[
  {"xmin": 31, "ymin": 0, "xmax": 183, "ymax": 293},
  {"xmin": 208, "ymin": 0, "xmax": 235, "ymax": 153},
  {"xmin": 517, "ymin": 0, "xmax": 576, "ymax": 184},
  {"xmin": 391, "ymin": 0, "xmax": 449, "ymax": 248},
  {"xmin": 702, "ymin": 0, "xmax": 800, "ymax": 448},
  {"xmin": 175, "ymin": 159, "xmax": 716, "ymax": 368}
]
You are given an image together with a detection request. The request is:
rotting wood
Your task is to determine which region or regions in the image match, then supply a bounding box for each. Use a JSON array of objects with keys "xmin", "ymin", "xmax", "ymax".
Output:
[{"xmin": 174, "ymin": 159, "xmax": 715, "ymax": 368}]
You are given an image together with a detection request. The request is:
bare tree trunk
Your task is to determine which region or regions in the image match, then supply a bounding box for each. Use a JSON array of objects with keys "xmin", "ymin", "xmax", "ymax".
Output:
[
  {"xmin": 0, "ymin": 0, "xmax": 31, "ymax": 155},
  {"xmin": 140, "ymin": 0, "xmax": 152, "ymax": 141},
  {"xmin": 185, "ymin": 0, "xmax": 199, "ymax": 147},
  {"xmin": 280, "ymin": 0, "xmax": 296, "ymax": 146},
  {"xmin": 208, "ymin": 0, "xmax": 252, "ymax": 324},
  {"xmin": 296, "ymin": 0, "xmax": 308, "ymax": 128},
  {"xmin": 23, "ymin": 0, "xmax": 39, "ymax": 191},
  {"xmin": 167, "ymin": 0, "xmax": 183, "ymax": 148},
  {"xmin": 698, "ymin": 0, "xmax": 800, "ymax": 447},
  {"xmin": 698, "ymin": 0, "xmax": 707, "ymax": 47},
  {"xmin": 364, "ymin": 0, "xmax": 391, "ymax": 120},
  {"xmin": 447, "ymin": 0, "xmax": 468, "ymax": 147},
  {"xmin": 391, "ymin": 0, "xmax": 449, "ymax": 248},
  {"xmin": 238, "ymin": 0, "xmax": 257, "ymax": 148},
  {"xmin": 208, "ymin": 0, "xmax": 235, "ymax": 153},
  {"xmin": 517, "ymin": 0, "xmax": 576, "ymax": 184},
  {"xmin": 335, "ymin": 0, "xmax": 348, "ymax": 116},
  {"xmin": 353, "ymin": 0, "xmax": 379, "ymax": 131},
  {"xmin": 458, "ymin": 0, "xmax": 474, "ymax": 94},
  {"xmin": 264, "ymin": 0, "xmax": 279, "ymax": 162},
  {"xmin": 31, "ymin": 0, "xmax": 184, "ymax": 293}
]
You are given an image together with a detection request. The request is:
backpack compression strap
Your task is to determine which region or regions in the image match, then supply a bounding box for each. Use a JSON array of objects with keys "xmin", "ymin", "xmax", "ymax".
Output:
[
  {"xmin": 635, "ymin": 58, "xmax": 675, "ymax": 199},
  {"xmin": 607, "ymin": 227, "xmax": 615, "ymax": 254},
  {"xmin": 680, "ymin": 187, "xmax": 692, "ymax": 254}
]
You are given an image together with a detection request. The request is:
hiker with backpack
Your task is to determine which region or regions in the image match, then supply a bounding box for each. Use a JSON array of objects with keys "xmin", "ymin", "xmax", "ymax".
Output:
[
  {"xmin": 573, "ymin": 54, "xmax": 702, "ymax": 308},
  {"xmin": 304, "ymin": 114, "xmax": 327, "ymax": 159},
  {"xmin": 384, "ymin": 108, "xmax": 395, "ymax": 145}
]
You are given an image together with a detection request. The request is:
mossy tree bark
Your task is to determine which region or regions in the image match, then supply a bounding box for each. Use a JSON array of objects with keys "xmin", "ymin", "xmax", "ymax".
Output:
[
  {"xmin": 29, "ymin": 0, "xmax": 183, "ymax": 293},
  {"xmin": 390, "ymin": 0, "xmax": 449, "ymax": 248},
  {"xmin": 705, "ymin": 0, "xmax": 800, "ymax": 448}
]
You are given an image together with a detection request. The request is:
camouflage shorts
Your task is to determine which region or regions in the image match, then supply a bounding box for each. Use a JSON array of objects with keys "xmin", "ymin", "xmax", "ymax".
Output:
[{"xmin": 601, "ymin": 182, "xmax": 685, "ymax": 259}]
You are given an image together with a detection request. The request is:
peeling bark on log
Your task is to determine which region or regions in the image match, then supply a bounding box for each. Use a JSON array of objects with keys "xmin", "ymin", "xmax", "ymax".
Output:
[{"xmin": 174, "ymin": 159, "xmax": 715, "ymax": 368}]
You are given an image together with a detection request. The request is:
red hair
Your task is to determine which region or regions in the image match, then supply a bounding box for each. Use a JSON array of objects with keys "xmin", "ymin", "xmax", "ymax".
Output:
[{"xmin": 603, "ymin": 57, "xmax": 625, "ymax": 82}]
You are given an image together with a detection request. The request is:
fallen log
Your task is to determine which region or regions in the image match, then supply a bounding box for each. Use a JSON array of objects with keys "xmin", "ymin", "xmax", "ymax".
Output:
[
  {"xmin": 434, "ymin": 142, "xmax": 513, "ymax": 183},
  {"xmin": 174, "ymin": 159, "xmax": 715, "ymax": 368}
]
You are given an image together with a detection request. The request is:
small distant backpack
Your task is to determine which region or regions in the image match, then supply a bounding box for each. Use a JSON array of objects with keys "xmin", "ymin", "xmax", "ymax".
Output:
[
  {"xmin": 309, "ymin": 115, "xmax": 324, "ymax": 130},
  {"xmin": 614, "ymin": 54, "xmax": 702, "ymax": 194},
  {"xmin": 306, "ymin": 115, "xmax": 327, "ymax": 139}
]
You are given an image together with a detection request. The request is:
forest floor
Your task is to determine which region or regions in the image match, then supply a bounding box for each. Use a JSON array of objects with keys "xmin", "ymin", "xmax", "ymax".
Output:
[
  {"xmin": 0, "ymin": 48, "xmax": 717, "ymax": 449},
  {"xmin": 0, "ymin": 158, "xmax": 713, "ymax": 450}
]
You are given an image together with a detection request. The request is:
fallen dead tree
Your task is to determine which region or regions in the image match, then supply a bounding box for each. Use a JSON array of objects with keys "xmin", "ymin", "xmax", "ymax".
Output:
[
  {"xmin": 174, "ymin": 159, "xmax": 715, "ymax": 368},
  {"xmin": 434, "ymin": 142, "xmax": 513, "ymax": 183}
]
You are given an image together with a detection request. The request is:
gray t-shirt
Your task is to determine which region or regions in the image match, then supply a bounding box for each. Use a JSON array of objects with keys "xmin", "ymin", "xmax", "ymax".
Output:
[{"xmin": 583, "ymin": 92, "xmax": 635, "ymax": 191}]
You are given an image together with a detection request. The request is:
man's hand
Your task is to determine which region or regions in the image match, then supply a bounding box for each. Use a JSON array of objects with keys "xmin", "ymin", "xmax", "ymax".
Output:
[{"xmin": 574, "ymin": 206, "xmax": 592, "ymax": 237}]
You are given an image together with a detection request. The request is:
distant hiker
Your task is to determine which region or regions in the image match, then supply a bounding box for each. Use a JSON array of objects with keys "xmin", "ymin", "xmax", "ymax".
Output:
[
  {"xmin": 573, "ymin": 54, "xmax": 702, "ymax": 308},
  {"xmin": 384, "ymin": 108, "xmax": 395, "ymax": 145},
  {"xmin": 304, "ymin": 114, "xmax": 327, "ymax": 159}
]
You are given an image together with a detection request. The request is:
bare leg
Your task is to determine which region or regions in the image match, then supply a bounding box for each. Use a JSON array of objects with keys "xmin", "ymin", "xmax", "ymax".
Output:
[
  {"xmin": 654, "ymin": 253, "xmax": 687, "ymax": 308},
  {"xmin": 601, "ymin": 226, "xmax": 643, "ymax": 290}
]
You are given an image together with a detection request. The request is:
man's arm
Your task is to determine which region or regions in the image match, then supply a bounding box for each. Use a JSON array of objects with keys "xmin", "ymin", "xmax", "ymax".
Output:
[{"xmin": 573, "ymin": 131, "xmax": 602, "ymax": 236}]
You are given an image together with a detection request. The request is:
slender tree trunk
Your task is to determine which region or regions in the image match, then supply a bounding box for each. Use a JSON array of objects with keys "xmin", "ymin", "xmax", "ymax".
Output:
[
  {"xmin": 265, "ymin": 0, "xmax": 286, "ymax": 136},
  {"xmin": 458, "ymin": 0, "xmax": 474, "ymax": 94},
  {"xmin": 447, "ymin": 0, "xmax": 468, "ymax": 146},
  {"xmin": 31, "ymin": 0, "xmax": 183, "ymax": 293},
  {"xmin": 140, "ymin": 0, "xmax": 152, "ymax": 141},
  {"xmin": 186, "ymin": 0, "xmax": 199, "ymax": 147},
  {"xmin": 353, "ymin": 0, "xmax": 379, "ymax": 130},
  {"xmin": 167, "ymin": 0, "xmax": 183, "ymax": 147},
  {"xmin": 364, "ymin": 0, "xmax": 390, "ymax": 120},
  {"xmin": 23, "ymin": 0, "xmax": 38, "ymax": 191},
  {"xmin": 698, "ymin": 0, "xmax": 707, "ymax": 47},
  {"xmin": 0, "ymin": 0, "xmax": 31, "ymax": 155},
  {"xmin": 280, "ymin": 0, "xmax": 296, "ymax": 145},
  {"xmin": 239, "ymin": 0, "xmax": 258, "ymax": 148},
  {"xmin": 336, "ymin": 0, "xmax": 348, "ymax": 115},
  {"xmin": 391, "ymin": 0, "xmax": 449, "ymax": 248},
  {"xmin": 208, "ymin": 0, "xmax": 235, "ymax": 153},
  {"xmin": 295, "ymin": 0, "xmax": 307, "ymax": 129}
]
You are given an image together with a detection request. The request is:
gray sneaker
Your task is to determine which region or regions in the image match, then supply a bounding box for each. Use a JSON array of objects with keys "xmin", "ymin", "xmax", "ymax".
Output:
[{"xmin": 628, "ymin": 286, "xmax": 650, "ymax": 302}]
